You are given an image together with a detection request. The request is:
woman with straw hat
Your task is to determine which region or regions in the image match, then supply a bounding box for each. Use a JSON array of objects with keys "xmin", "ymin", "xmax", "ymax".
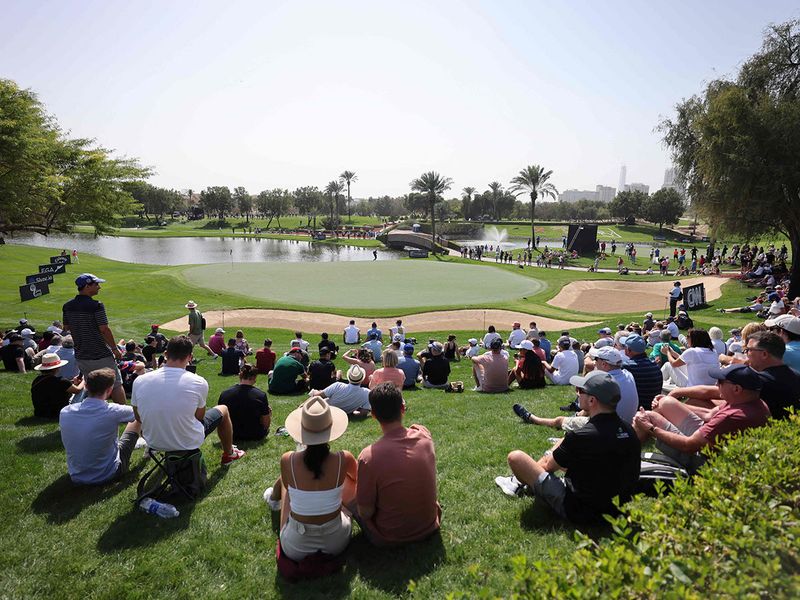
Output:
[
  {"xmin": 31, "ymin": 353, "xmax": 84, "ymax": 419},
  {"xmin": 263, "ymin": 397, "xmax": 357, "ymax": 561}
]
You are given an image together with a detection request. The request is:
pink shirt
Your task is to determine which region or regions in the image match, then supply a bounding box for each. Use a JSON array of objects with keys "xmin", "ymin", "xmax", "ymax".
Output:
[
  {"xmin": 368, "ymin": 367, "xmax": 405, "ymax": 390},
  {"xmin": 699, "ymin": 399, "xmax": 770, "ymax": 447},
  {"xmin": 208, "ymin": 334, "xmax": 226, "ymax": 355},
  {"xmin": 473, "ymin": 351, "xmax": 510, "ymax": 392},
  {"xmin": 357, "ymin": 425, "xmax": 441, "ymax": 545}
]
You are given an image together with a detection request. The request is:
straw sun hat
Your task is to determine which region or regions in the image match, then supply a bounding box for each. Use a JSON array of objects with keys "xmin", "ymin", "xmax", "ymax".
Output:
[
  {"xmin": 34, "ymin": 353, "xmax": 69, "ymax": 371},
  {"xmin": 284, "ymin": 397, "xmax": 348, "ymax": 446}
]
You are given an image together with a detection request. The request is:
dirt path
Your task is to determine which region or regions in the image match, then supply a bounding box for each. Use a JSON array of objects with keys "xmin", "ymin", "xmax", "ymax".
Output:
[
  {"xmin": 160, "ymin": 309, "xmax": 599, "ymax": 334},
  {"xmin": 547, "ymin": 276, "xmax": 729, "ymax": 314}
]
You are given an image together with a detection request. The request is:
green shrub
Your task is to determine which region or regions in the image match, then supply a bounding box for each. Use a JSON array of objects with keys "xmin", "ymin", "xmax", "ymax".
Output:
[{"xmin": 484, "ymin": 416, "xmax": 800, "ymax": 599}]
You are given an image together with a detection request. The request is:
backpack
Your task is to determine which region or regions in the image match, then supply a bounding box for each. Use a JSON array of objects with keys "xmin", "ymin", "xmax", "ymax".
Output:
[
  {"xmin": 635, "ymin": 452, "xmax": 690, "ymax": 497},
  {"xmin": 275, "ymin": 540, "xmax": 345, "ymax": 582},
  {"xmin": 201, "ymin": 316, "xmax": 207, "ymax": 330}
]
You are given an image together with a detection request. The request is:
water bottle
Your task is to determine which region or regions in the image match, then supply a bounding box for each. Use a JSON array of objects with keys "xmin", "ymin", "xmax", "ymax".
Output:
[{"xmin": 139, "ymin": 497, "xmax": 180, "ymax": 519}]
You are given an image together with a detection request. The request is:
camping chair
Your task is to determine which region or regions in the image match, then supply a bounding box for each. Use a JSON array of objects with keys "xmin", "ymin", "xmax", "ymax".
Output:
[{"xmin": 135, "ymin": 448, "xmax": 207, "ymax": 504}]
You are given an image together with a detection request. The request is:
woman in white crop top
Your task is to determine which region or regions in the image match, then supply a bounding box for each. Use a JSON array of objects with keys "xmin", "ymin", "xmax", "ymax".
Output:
[{"xmin": 264, "ymin": 397, "xmax": 357, "ymax": 561}]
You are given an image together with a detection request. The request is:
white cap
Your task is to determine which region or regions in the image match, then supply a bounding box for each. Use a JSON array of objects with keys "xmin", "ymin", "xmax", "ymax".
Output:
[{"xmin": 588, "ymin": 346, "xmax": 624, "ymax": 365}]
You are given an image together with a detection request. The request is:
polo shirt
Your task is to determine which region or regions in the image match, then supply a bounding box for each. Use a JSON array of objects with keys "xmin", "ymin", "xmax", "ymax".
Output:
[
  {"xmin": 398, "ymin": 356, "xmax": 421, "ymax": 387},
  {"xmin": 783, "ymin": 341, "xmax": 800, "ymax": 372},
  {"xmin": 757, "ymin": 365, "xmax": 800, "ymax": 420},
  {"xmin": 308, "ymin": 359, "xmax": 336, "ymax": 390},
  {"xmin": 268, "ymin": 355, "xmax": 306, "ymax": 394},
  {"xmin": 60, "ymin": 399, "xmax": 136, "ymax": 484},
  {"xmin": 698, "ymin": 399, "xmax": 770, "ymax": 446},
  {"xmin": 322, "ymin": 381, "xmax": 370, "ymax": 414},
  {"xmin": 344, "ymin": 325, "xmax": 360, "ymax": 344},
  {"xmin": 622, "ymin": 354, "xmax": 664, "ymax": 410},
  {"xmin": 217, "ymin": 383, "xmax": 270, "ymax": 440},
  {"xmin": 255, "ymin": 347, "xmax": 277, "ymax": 374},
  {"xmin": 220, "ymin": 347, "xmax": 244, "ymax": 375},
  {"xmin": 62, "ymin": 295, "xmax": 112, "ymax": 360}
]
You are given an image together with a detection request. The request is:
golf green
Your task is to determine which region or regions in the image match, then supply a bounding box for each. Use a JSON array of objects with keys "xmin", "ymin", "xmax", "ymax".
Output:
[{"xmin": 181, "ymin": 260, "xmax": 545, "ymax": 309}]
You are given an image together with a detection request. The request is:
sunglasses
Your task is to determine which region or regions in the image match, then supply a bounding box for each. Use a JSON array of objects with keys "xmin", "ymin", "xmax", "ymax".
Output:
[{"xmin": 742, "ymin": 347, "xmax": 765, "ymax": 354}]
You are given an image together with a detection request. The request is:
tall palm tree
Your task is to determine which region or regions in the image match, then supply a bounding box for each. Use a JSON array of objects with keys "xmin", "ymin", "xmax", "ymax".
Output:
[
  {"xmin": 410, "ymin": 171, "xmax": 453, "ymax": 252},
  {"xmin": 488, "ymin": 181, "xmax": 503, "ymax": 220},
  {"xmin": 324, "ymin": 180, "xmax": 344, "ymax": 228},
  {"xmin": 462, "ymin": 186, "xmax": 475, "ymax": 220},
  {"xmin": 339, "ymin": 170, "xmax": 357, "ymax": 222},
  {"xmin": 510, "ymin": 165, "xmax": 558, "ymax": 248}
]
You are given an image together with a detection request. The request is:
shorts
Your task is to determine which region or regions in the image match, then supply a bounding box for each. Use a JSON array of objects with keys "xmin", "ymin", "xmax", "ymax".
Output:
[
  {"xmin": 422, "ymin": 380, "xmax": 448, "ymax": 389},
  {"xmin": 655, "ymin": 412, "xmax": 706, "ymax": 471},
  {"xmin": 532, "ymin": 472, "xmax": 568, "ymax": 519},
  {"xmin": 561, "ymin": 416, "xmax": 590, "ymax": 432},
  {"xmin": 188, "ymin": 333, "xmax": 205, "ymax": 345},
  {"xmin": 77, "ymin": 356, "xmax": 123, "ymax": 389},
  {"xmin": 279, "ymin": 513, "xmax": 352, "ymax": 561},
  {"xmin": 203, "ymin": 407, "xmax": 223, "ymax": 437}
]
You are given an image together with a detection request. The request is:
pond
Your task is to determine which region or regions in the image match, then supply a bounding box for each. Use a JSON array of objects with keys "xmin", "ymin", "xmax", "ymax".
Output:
[{"xmin": 7, "ymin": 233, "xmax": 401, "ymax": 265}]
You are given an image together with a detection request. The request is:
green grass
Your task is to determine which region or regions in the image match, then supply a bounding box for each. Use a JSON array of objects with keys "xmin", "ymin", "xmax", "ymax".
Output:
[{"xmin": 0, "ymin": 244, "xmax": 769, "ymax": 598}]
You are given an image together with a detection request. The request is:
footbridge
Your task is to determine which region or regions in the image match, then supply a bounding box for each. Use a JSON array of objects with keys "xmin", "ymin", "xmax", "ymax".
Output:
[{"xmin": 377, "ymin": 229, "xmax": 459, "ymax": 255}]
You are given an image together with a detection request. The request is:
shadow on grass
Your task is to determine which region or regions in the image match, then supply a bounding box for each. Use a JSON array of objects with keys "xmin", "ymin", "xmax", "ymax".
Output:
[
  {"xmin": 273, "ymin": 566, "xmax": 355, "ymax": 600},
  {"xmin": 31, "ymin": 462, "xmax": 147, "ymax": 525},
  {"xmin": 16, "ymin": 429, "xmax": 63, "ymax": 453},
  {"xmin": 520, "ymin": 500, "xmax": 614, "ymax": 541},
  {"xmin": 95, "ymin": 464, "xmax": 228, "ymax": 553},
  {"xmin": 15, "ymin": 415, "xmax": 54, "ymax": 427}
]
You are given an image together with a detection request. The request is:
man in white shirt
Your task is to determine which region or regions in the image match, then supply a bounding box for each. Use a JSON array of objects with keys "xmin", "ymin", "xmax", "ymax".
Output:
[
  {"xmin": 131, "ymin": 336, "xmax": 245, "ymax": 466},
  {"xmin": 525, "ymin": 321, "xmax": 539, "ymax": 342},
  {"xmin": 310, "ymin": 365, "xmax": 371, "ymax": 416},
  {"xmin": 543, "ymin": 338, "xmax": 580, "ymax": 385},
  {"xmin": 482, "ymin": 326, "xmax": 502, "ymax": 349},
  {"xmin": 507, "ymin": 322, "xmax": 526, "ymax": 349},
  {"xmin": 390, "ymin": 319, "xmax": 406, "ymax": 342},
  {"xmin": 289, "ymin": 332, "xmax": 310, "ymax": 352},
  {"xmin": 343, "ymin": 320, "xmax": 361, "ymax": 345}
]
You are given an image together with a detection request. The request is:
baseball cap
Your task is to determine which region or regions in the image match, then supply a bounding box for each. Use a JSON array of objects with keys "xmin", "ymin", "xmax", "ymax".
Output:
[
  {"xmin": 764, "ymin": 314, "xmax": 793, "ymax": 328},
  {"xmin": 403, "ymin": 343, "xmax": 415, "ymax": 354},
  {"xmin": 557, "ymin": 337, "xmax": 571, "ymax": 349},
  {"xmin": 19, "ymin": 318, "xmax": 27, "ymax": 324},
  {"xmin": 597, "ymin": 327, "xmax": 612, "ymax": 335},
  {"xmin": 644, "ymin": 312, "xmax": 653, "ymax": 318},
  {"xmin": 588, "ymin": 346, "xmax": 624, "ymax": 365},
  {"xmin": 429, "ymin": 341, "xmax": 444, "ymax": 355},
  {"xmin": 20, "ymin": 328, "xmax": 33, "ymax": 337},
  {"xmin": 519, "ymin": 340, "xmax": 534, "ymax": 350},
  {"xmin": 779, "ymin": 316, "xmax": 800, "ymax": 335},
  {"xmin": 512, "ymin": 321, "xmax": 521, "ymax": 328},
  {"xmin": 468, "ymin": 338, "xmax": 478, "ymax": 345},
  {"xmin": 569, "ymin": 371, "xmax": 621, "ymax": 406},
  {"xmin": 215, "ymin": 327, "xmax": 226, "ymax": 334},
  {"xmin": 490, "ymin": 337, "xmax": 503, "ymax": 349},
  {"xmin": 75, "ymin": 273, "xmax": 105, "ymax": 288},
  {"xmin": 593, "ymin": 337, "xmax": 614, "ymax": 348},
  {"xmin": 706, "ymin": 364, "xmax": 762, "ymax": 390},
  {"xmin": 620, "ymin": 334, "xmax": 647, "ymax": 353}
]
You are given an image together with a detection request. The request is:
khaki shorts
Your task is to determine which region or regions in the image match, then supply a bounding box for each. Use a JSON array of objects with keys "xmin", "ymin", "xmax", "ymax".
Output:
[
  {"xmin": 561, "ymin": 416, "xmax": 590, "ymax": 432},
  {"xmin": 279, "ymin": 513, "xmax": 352, "ymax": 561},
  {"xmin": 77, "ymin": 356, "xmax": 123, "ymax": 389},
  {"xmin": 188, "ymin": 333, "xmax": 205, "ymax": 345}
]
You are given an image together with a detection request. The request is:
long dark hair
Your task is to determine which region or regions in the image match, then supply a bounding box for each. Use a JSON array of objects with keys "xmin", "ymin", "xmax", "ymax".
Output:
[
  {"xmin": 303, "ymin": 443, "xmax": 330, "ymax": 480},
  {"xmin": 520, "ymin": 350, "xmax": 546, "ymax": 388}
]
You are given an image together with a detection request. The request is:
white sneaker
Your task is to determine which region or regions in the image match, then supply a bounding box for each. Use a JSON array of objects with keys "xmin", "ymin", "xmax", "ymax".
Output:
[
  {"xmin": 135, "ymin": 437, "xmax": 148, "ymax": 451},
  {"xmin": 495, "ymin": 475, "xmax": 525, "ymax": 497},
  {"xmin": 263, "ymin": 487, "xmax": 281, "ymax": 511},
  {"xmin": 547, "ymin": 437, "xmax": 562, "ymax": 444}
]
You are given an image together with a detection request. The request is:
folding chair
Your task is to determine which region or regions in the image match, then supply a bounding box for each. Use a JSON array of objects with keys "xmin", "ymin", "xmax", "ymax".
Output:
[{"xmin": 135, "ymin": 448, "xmax": 207, "ymax": 504}]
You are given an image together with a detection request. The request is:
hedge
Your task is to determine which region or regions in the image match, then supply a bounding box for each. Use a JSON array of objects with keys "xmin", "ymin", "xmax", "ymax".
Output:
[{"xmin": 452, "ymin": 414, "xmax": 800, "ymax": 599}]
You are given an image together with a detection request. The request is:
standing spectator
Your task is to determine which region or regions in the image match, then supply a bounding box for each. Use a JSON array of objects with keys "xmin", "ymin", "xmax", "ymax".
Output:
[
  {"xmin": 184, "ymin": 300, "xmax": 217, "ymax": 358},
  {"xmin": 62, "ymin": 274, "xmax": 125, "ymax": 404},
  {"xmin": 217, "ymin": 364, "xmax": 271, "ymax": 440},
  {"xmin": 255, "ymin": 339, "xmax": 277, "ymax": 375},
  {"xmin": 668, "ymin": 281, "xmax": 682, "ymax": 318}
]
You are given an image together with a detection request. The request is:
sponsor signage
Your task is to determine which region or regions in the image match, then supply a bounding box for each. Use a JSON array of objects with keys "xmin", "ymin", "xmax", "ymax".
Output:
[
  {"xmin": 50, "ymin": 255, "xmax": 71, "ymax": 264},
  {"xmin": 684, "ymin": 283, "xmax": 706, "ymax": 310},
  {"xmin": 20, "ymin": 282, "xmax": 50, "ymax": 302},
  {"xmin": 408, "ymin": 249, "xmax": 429, "ymax": 258},
  {"xmin": 25, "ymin": 273, "xmax": 54, "ymax": 286},
  {"xmin": 39, "ymin": 263, "xmax": 66, "ymax": 275}
]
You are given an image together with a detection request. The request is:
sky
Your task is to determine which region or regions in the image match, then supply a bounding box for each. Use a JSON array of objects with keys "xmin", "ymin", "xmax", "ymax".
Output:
[{"xmin": 2, "ymin": 0, "xmax": 798, "ymax": 199}]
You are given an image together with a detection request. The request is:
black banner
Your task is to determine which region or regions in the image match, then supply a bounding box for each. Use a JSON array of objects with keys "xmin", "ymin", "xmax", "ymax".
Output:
[
  {"xmin": 50, "ymin": 255, "xmax": 71, "ymax": 264},
  {"xmin": 20, "ymin": 282, "xmax": 50, "ymax": 302},
  {"xmin": 39, "ymin": 263, "xmax": 66, "ymax": 275},
  {"xmin": 683, "ymin": 283, "xmax": 706, "ymax": 310},
  {"xmin": 408, "ymin": 249, "xmax": 429, "ymax": 258},
  {"xmin": 26, "ymin": 273, "xmax": 54, "ymax": 286}
]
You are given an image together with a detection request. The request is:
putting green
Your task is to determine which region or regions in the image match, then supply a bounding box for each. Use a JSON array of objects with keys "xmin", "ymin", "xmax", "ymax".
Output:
[{"xmin": 181, "ymin": 261, "xmax": 545, "ymax": 310}]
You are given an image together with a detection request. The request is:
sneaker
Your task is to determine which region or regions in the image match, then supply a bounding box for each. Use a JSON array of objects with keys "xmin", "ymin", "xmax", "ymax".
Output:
[
  {"xmin": 212, "ymin": 354, "xmax": 219, "ymax": 360},
  {"xmin": 263, "ymin": 487, "xmax": 281, "ymax": 511},
  {"xmin": 559, "ymin": 399, "xmax": 580, "ymax": 412},
  {"xmin": 274, "ymin": 426, "xmax": 289, "ymax": 437},
  {"xmin": 472, "ymin": 386, "xmax": 481, "ymax": 392},
  {"xmin": 513, "ymin": 403, "xmax": 532, "ymax": 423},
  {"xmin": 134, "ymin": 437, "xmax": 148, "ymax": 451},
  {"xmin": 494, "ymin": 475, "xmax": 527, "ymax": 498},
  {"xmin": 221, "ymin": 446, "xmax": 246, "ymax": 466},
  {"xmin": 547, "ymin": 437, "xmax": 562, "ymax": 444}
]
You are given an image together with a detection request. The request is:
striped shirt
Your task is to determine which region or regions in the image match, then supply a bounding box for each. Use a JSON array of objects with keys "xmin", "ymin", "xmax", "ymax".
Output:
[
  {"xmin": 622, "ymin": 354, "xmax": 664, "ymax": 410},
  {"xmin": 62, "ymin": 295, "xmax": 112, "ymax": 360}
]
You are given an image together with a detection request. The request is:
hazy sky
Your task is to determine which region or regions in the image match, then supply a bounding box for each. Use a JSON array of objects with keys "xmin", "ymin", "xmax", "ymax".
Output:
[{"xmin": 3, "ymin": 1, "xmax": 797, "ymax": 199}]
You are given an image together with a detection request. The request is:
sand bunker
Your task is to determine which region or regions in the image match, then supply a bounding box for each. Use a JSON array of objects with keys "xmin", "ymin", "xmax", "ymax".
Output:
[
  {"xmin": 547, "ymin": 276, "xmax": 729, "ymax": 314},
  {"xmin": 160, "ymin": 309, "xmax": 598, "ymax": 334}
]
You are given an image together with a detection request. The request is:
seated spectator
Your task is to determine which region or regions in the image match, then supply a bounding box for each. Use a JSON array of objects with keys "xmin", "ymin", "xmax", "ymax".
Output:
[
  {"xmin": 443, "ymin": 334, "xmax": 459, "ymax": 361},
  {"xmin": 460, "ymin": 337, "xmax": 480, "ymax": 358},
  {"xmin": 649, "ymin": 329, "xmax": 682, "ymax": 366},
  {"xmin": 482, "ymin": 326, "xmax": 501, "ymax": 349},
  {"xmin": 369, "ymin": 350, "xmax": 405, "ymax": 390},
  {"xmin": 19, "ymin": 328, "xmax": 37, "ymax": 353},
  {"xmin": 361, "ymin": 333, "xmax": 383, "ymax": 364},
  {"xmin": 342, "ymin": 348, "xmax": 376, "ymax": 387},
  {"xmin": 542, "ymin": 338, "xmax": 579, "ymax": 385},
  {"xmin": 56, "ymin": 335, "xmax": 80, "ymax": 380},
  {"xmin": 255, "ymin": 339, "xmax": 277, "ymax": 375},
  {"xmin": 708, "ymin": 327, "xmax": 727, "ymax": 356},
  {"xmin": 765, "ymin": 314, "xmax": 800, "ymax": 372},
  {"xmin": 349, "ymin": 383, "xmax": 441, "ymax": 546},
  {"xmin": 538, "ymin": 331, "xmax": 552, "ymax": 357},
  {"xmin": 343, "ymin": 320, "xmax": 361, "ymax": 345},
  {"xmin": 148, "ymin": 324, "xmax": 168, "ymax": 353},
  {"xmin": 525, "ymin": 321, "xmax": 539, "ymax": 341},
  {"xmin": 390, "ymin": 319, "xmax": 405, "ymax": 342},
  {"xmin": 208, "ymin": 327, "xmax": 227, "ymax": 356},
  {"xmin": 471, "ymin": 338, "xmax": 510, "ymax": 393},
  {"xmin": 311, "ymin": 365, "xmax": 371, "ymax": 416},
  {"xmin": 217, "ymin": 364, "xmax": 271, "ymax": 440},
  {"xmin": 366, "ymin": 322, "xmax": 382, "ymax": 342},
  {"xmin": 633, "ymin": 364, "xmax": 769, "ymax": 471},
  {"xmin": 661, "ymin": 328, "xmax": 718, "ymax": 388},
  {"xmin": 263, "ymin": 397, "xmax": 357, "ymax": 561},
  {"xmin": 141, "ymin": 336, "xmax": 159, "ymax": 370},
  {"xmin": 59, "ymin": 368, "xmax": 142, "ymax": 484},
  {"xmin": 422, "ymin": 342, "xmax": 450, "ymax": 389},
  {"xmin": 122, "ymin": 340, "xmax": 145, "ymax": 363},
  {"xmin": 290, "ymin": 331, "xmax": 310, "ymax": 353},
  {"xmin": 398, "ymin": 344, "xmax": 422, "ymax": 389},
  {"xmin": 509, "ymin": 340, "xmax": 546, "ymax": 389},
  {"xmin": 619, "ymin": 334, "xmax": 663, "ymax": 410},
  {"xmin": 220, "ymin": 338, "xmax": 245, "ymax": 376},
  {"xmin": 385, "ymin": 339, "xmax": 403, "ymax": 361},
  {"xmin": 507, "ymin": 322, "xmax": 526, "ymax": 349},
  {"xmin": 132, "ymin": 335, "xmax": 245, "ymax": 465},
  {"xmin": 497, "ymin": 372, "xmax": 640, "ymax": 524},
  {"xmin": 2, "ymin": 334, "xmax": 33, "ymax": 373},
  {"xmin": 37, "ymin": 330, "xmax": 55, "ymax": 352},
  {"xmin": 31, "ymin": 353, "xmax": 84, "ymax": 419},
  {"xmin": 309, "ymin": 347, "xmax": 338, "ymax": 391},
  {"xmin": 32, "ymin": 333, "xmax": 62, "ymax": 364},
  {"xmin": 235, "ymin": 330, "xmax": 252, "ymax": 355},
  {"xmin": 269, "ymin": 348, "xmax": 308, "ymax": 395},
  {"xmin": 318, "ymin": 332, "xmax": 339, "ymax": 360},
  {"xmin": 47, "ymin": 320, "xmax": 63, "ymax": 335}
]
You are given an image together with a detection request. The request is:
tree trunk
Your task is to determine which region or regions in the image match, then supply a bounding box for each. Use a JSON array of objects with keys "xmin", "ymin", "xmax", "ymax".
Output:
[
  {"xmin": 430, "ymin": 197, "xmax": 437, "ymax": 253},
  {"xmin": 530, "ymin": 192, "xmax": 537, "ymax": 248},
  {"xmin": 788, "ymin": 231, "xmax": 800, "ymax": 300}
]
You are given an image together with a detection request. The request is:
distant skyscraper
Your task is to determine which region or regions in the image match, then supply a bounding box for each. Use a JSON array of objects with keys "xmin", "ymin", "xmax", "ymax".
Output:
[
  {"xmin": 624, "ymin": 183, "xmax": 650, "ymax": 195},
  {"xmin": 558, "ymin": 189, "xmax": 597, "ymax": 203},
  {"xmin": 618, "ymin": 165, "xmax": 626, "ymax": 193},
  {"xmin": 662, "ymin": 166, "xmax": 686, "ymax": 199},
  {"xmin": 596, "ymin": 185, "xmax": 616, "ymax": 203}
]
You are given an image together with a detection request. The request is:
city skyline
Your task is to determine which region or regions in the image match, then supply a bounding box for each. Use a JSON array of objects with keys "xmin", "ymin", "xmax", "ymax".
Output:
[{"xmin": 2, "ymin": 1, "xmax": 797, "ymax": 198}]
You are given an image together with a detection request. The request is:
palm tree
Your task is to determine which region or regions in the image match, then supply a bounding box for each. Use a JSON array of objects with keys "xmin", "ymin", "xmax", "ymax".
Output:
[
  {"xmin": 510, "ymin": 165, "xmax": 558, "ymax": 248},
  {"xmin": 410, "ymin": 171, "xmax": 453, "ymax": 252},
  {"xmin": 324, "ymin": 180, "xmax": 344, "ymax": 229},
  {"xmin": 462, "ymin": 186, "xmax": 475, "ymax": 220},
  {"xmin": 339, "ymin": 170, "xmax": 357, "ymax": 222},
  {"xmin": 488, "ymin": 181, "xmax": 503, "ymax": 220}
]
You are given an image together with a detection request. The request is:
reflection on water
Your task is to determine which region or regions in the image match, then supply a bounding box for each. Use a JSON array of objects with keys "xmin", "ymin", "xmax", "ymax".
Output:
[{"xmin": 8, "ymin": 233, "xmax": 399, "ymax": 265}]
